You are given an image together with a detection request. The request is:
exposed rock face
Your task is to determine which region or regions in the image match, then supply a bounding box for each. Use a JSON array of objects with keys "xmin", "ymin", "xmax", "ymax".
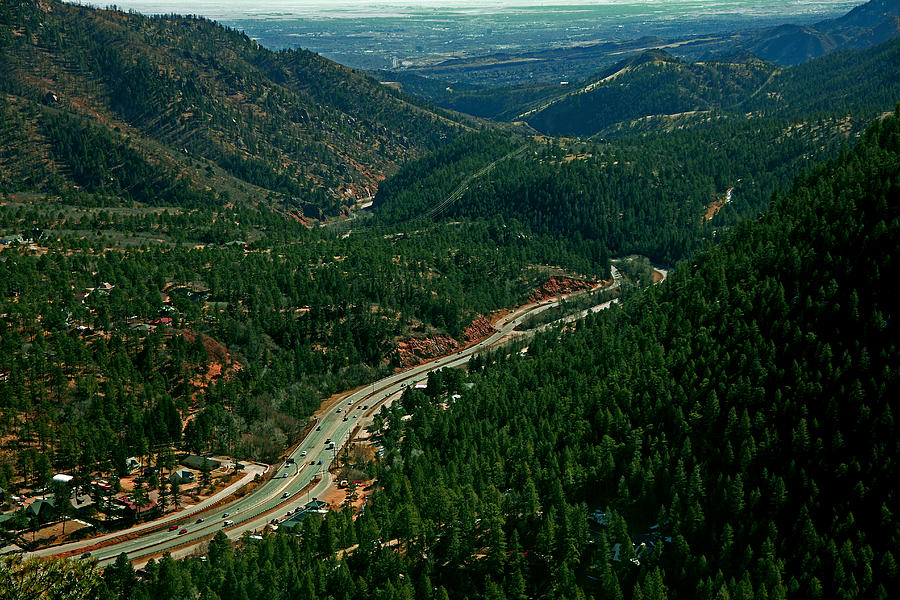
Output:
[
  {"xmin": 528, "ymin": 276, "xmax": 596, "ymax": 302},
  {"xmin": 393, "ymin": 334, "xmax": 459, "ymax": 368},
  {"xmin": 463, "ymin": 315, "xmax": 493, "ymax": 342},
  {"xmin": 391, "ymin": 278, "xmax": 599, "ymax": 368}
]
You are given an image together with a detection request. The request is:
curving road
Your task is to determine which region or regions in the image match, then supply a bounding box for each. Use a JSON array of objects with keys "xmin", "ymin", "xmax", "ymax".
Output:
[{"xmin": 31, "ymin": 267, "xmax": 643, "ymax": 567}]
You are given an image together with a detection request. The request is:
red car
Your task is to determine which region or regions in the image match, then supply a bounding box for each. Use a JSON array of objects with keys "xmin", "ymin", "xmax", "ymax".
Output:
[
  {"xmin": 168, "ymin": 524, "xmax": 178, "ymax": 531},
  {"xmin": 178, "ymin": 528, "xmax": 188, "ymax": 535}
]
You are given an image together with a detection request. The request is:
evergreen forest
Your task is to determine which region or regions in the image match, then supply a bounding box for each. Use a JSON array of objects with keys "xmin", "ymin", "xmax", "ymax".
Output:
[{"xmin": 0, "ymin": 0, "xmax": 898, "ymax": 598}]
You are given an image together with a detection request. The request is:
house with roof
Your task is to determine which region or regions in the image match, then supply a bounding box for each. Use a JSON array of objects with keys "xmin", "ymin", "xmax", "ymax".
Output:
[
  {"xmin": 0, "ymin": 511, "xmax": 27, "ymax": 531},
  {"xmin": 169, "ymin": 469, "xmax": 195, "ymax": 484},
  {"xmin": 0, "ymin": 234, "xmax": 25, "ymax": 246},
  {"xmin": 277, "ymin": 511, "xmax": 311, "ymax": 532},
  {"xmin": 25, "ymin": 498, "xmax": 56, "ymax": 523},
  {"xmin": 181, "ymin": 455, "xmax": 220, "ymax": 471},
  {"xmin": 52, "ymin": 473, "xmax": 74, "ymax": 485},
  {"xmin": 305, "ymin": 499, "xmax": 328, "ymax": 511},
  {"xmin": 113, "ymin": 495, "xmax": 157, "ymax": 518}
]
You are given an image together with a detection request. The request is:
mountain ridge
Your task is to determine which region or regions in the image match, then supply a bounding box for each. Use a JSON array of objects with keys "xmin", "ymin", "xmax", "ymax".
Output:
[{"xmin": 0, "ymin": 0, "xmax": 475, "ymax": 217}]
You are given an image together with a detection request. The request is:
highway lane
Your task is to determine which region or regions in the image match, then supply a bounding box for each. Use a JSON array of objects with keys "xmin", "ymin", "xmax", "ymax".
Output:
[{"xmin": 35, "ymin": 271, "xmax": 629, "ymax": 567}]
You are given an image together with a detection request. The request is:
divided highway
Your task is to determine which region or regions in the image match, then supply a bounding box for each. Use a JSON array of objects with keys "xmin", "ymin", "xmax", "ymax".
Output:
[{"xmin": 32, "ymin": 268, "xmax": 629, "ymax": 567}]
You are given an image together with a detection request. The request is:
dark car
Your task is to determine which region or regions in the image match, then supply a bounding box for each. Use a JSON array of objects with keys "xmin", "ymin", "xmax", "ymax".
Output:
[
  {"xmin": 317, "ymin": 460, "xmax": 322, "ymax": 465},
  {"xmin": 316, "ymin": 425, "xmax": 321, "ymax": 431},
  {"xmin": 196, "ymin": 518, "xmax": 204, "ymax": 524},
  {"xmin": 80, "ymin": 552, "xmax": 92, "ymax": 559}
]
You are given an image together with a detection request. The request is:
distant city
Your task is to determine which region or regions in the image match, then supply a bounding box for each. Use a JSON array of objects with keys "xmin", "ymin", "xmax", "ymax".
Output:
[{"xmin": 72, "ymin": 0, "xmax": 863, "ymax": 69}]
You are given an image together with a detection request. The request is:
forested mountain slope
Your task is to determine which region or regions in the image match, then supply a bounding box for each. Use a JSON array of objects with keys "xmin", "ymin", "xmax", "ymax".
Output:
[
  {"xmin": 371, "ymin": 38, "xmax": 899, "ymax": 267},
  {"xmin": 0, "ymin": 0, "xmax": 471, "ymax": 217},
  {"xmin": 373, "ymin": 112, "xmax": 864, "ymax": 265},
  {"xmin": 523, "ymin": 37, "xmax": 900, "ymax": 137},
  {"xmin": 87, "ymin": 106, "xmax": 900, "ymax": 600}
]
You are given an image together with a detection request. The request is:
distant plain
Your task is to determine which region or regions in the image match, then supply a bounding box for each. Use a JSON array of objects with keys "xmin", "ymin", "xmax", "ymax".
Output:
[{"xmin": 70, "ymin": 1, "xmax": 863, "ymax": 68}]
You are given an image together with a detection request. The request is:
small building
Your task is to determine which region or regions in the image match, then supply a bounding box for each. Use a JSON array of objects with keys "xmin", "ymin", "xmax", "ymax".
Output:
[
  {"xmin": 114, "ymin": 495, "xmax": 157, "ymax": 518},
  {"xmin": 25, "ymin": 498, "xmax": 56, "ymax": 523},
  {"xmin": 0, "ymin": 511, "xmax": 22, "ymax": 530},
  {"xmin": 304, "ymin": 499, "xmax": 328, "ymax": 511},
  {"xmin": 125, "ymin": 457, "xmax": 142, "ymax": 473},
  {"xmin": 0, "ymin": 234, "xmax": 25, "ymax": 246},
  {"xmin": 180, "ymin": 455, "xmax": 220, "ymax": 471},
  {"xmin": 278, "ymin": 510, "xmax": 315, "ymax": 532},
  {"xmin": 169, "ymin": 469, "xmax": 195, "ymax": 484},
  {"xmin": 91, "ymin": 480, "xmax": 112, "ymax": 495},
  {"xmin": 52, "ymin": 474, "xmax": 74, "ymax": 485},
  {"xmin": 69, "ymin": 493, "xmax": 96, "ymax": 513}
]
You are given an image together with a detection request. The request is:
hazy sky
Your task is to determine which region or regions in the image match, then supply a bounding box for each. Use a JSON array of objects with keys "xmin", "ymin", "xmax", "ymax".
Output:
[{"xmin": 77, "ymin": 0, "xmax": 863, "ymax": 19}]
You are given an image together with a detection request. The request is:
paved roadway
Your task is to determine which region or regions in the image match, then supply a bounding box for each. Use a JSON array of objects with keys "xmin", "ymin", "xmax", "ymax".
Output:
[{"xmin": 33, "ymin": 267, "xmax": 632, "ymax": 567}]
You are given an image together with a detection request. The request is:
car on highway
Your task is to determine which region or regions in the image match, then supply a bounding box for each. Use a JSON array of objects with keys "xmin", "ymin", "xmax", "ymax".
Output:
[
  {"xmin": 224, "ymin": 520, "xmax": 233, "ymax": 526},
  {"xmin": 336, "ymin": 408, "xmax": 342, "ymax": 413},
  {"xmin": 316, "ymin": 425, "xmax": 321, "ymax": 431},
  {"xmin": 317, "ymin": 460, "xmax": 322, "ymax": 465},
  {"xmin": 343, "ymin": 416, "xmax": 348, "ymax": 421},
  {"xmin": 300, "ymin": 450, "xmax": 307, "ymax": 457},
  {"xmin": 179, "ymin": 528, "xmax": 188, "ymax": 535},
  {"xmin": 222, "ymin": 513, "xmax": 230, "ymax": 518},
  {"xmin": 436, "ymin": 359, "xmax": 440, "ymax": 363},
  {"xmin": 80, "ymin": 552, "xmax": 92, "ymax": 559},
  {"xmin": 310, "ymin": 459, "xmax": 316, "ymax": 465},
  {"xmin": 363, "ymin": 405, "xmax": 368, "ymax": 409},
  {"xmin": 353, "ymin": 414, "xmax": 358, "ymax": 419},
  {"xmin": 270, "ymin": 518, "xmax": 279, "ymax": 525},
  {"xmin": 282, "ymin": 492, "xmax": 290, "ymax": 498},
  {"xmin": 196, "ymin": 518, "xmax": 204, "ymax": 524},
  {"xmin": 168, "ymin": 524, "xmax": 179, "ymax": 531},
  {"xmin": 347, "ymin": 400, "xmax": 352, "ymax": 405}
]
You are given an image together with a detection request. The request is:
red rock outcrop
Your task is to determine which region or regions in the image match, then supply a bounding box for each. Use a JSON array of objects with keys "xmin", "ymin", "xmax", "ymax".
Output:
[
  {"xmin": 463, "ymin": 315, "xmax": 494, "ymax": 342},
  {"xmin": 392, "ymin": 334, "xmax": 460, "ymax": 368},
  {"xmin": 528, "ymin": 276, "xmax": 597, "ymax": 302}
]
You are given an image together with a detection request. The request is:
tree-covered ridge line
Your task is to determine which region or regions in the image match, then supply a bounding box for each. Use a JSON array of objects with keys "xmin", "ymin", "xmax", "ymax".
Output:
[
  {"xmin": 374, "ymin": 109, "xmax": 866, "ymax": 264},
  {"xmin": 388, "ymin": 0, "xmax": 900, "ymax": 124},
  {"xmin": 411, "ymin": 35, "xmax": 900, "ymax": 137},
  {"xmin": 0, "ymin": 202, "xmax": 608, "ymax": 498},
  {"xmin": 0, "ymin": 0, "xmax": 476, "ymax": 217},
  {"xmin": 22, "ymin": 108, "xmax": 898, "ymax": 600},
  {"xmin": 369, "ymin": 34, "xmax": 900, "ymax": 269}
]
